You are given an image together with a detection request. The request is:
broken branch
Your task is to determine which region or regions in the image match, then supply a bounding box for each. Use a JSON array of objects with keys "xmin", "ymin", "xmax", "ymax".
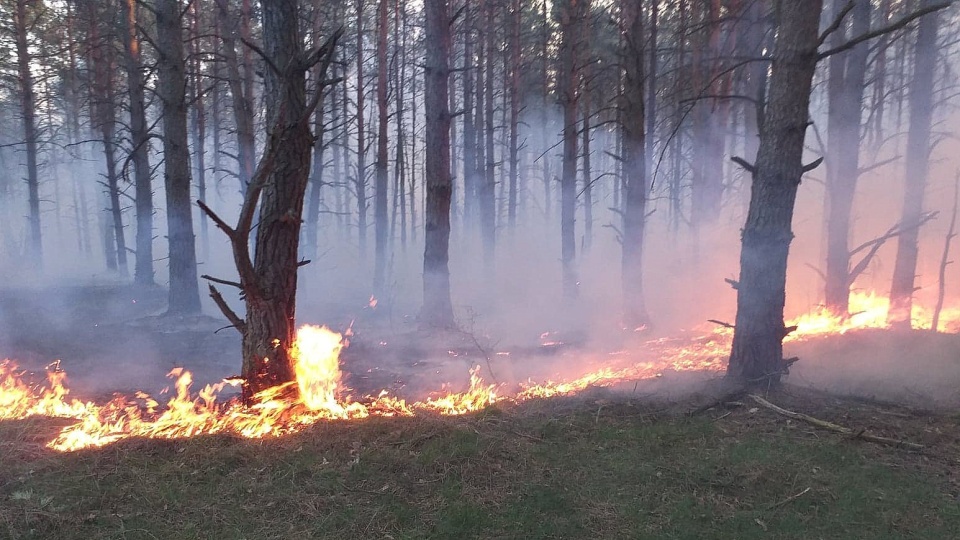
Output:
[
  {"xmin": 748, "ymin": 394, "xmax": 924, "ymax": 450},
  {"xmin": 208, "ymin": 284, "xmax": 245, "ymax": 334}
]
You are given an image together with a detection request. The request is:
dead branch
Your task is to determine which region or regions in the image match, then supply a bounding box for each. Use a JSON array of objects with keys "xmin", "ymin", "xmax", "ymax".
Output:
[
  {"xmin": 848, "ymin": 212, "xmax": 938, "ymax": 283},
  {"xmin": 208, "ymin": 284, "xmax": 245, "ymax": 334},
  {"xmin": 748, "ymin": 394, "xmax": 924, "ymax": 450},
  {"xmin": 730, "ymin": 156, "xmax": 756, "ymax": 175},
  {"xmin": 857, "ymin": 155, "xmax": 900, "ymax": 176},
  {"xmin": 724, "ymin": 278, "xmax": 739, "ymax": 290},
  {"xmin": 805, "ymin": 263, "xmax": 827, "ymax": 282},
  {"xmin": 196, "ymin": 200, "xmax": 236, "ymax": 239},
  {"xmin": 818, "ymin": 0, "xmax": 855, "ymax": 46},
  {"xmin": 201, "ymin": 274, "xmax": 242, "ymax": 289},
  {"xmin": 932, "ymin": 172, "xmax": 960, "ymax": 331},
  {"xmin": 802, "ymin": 157, "xmax": 824, "ymax": 173},
  {"xmin": 707, "ymin": 319, "xmax": 735, "ymax": 329},
  {"xmin": 818, "ymin": 1, "xmax": 953, "ymax": 60}
]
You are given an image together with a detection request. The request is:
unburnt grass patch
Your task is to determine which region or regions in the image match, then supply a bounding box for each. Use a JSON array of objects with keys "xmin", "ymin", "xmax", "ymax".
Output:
[{"xmin": 1, "ymin": 387, "xmax": 959, "ymax": 539}]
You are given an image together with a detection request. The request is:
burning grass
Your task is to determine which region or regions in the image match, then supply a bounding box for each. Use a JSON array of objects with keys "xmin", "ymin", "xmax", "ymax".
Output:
[
  {"xmin": 2, "ymin": 290, "xmax": 960, "ymax": 452},
  {"xmin": 1, "ymin": 388, "xmax": 959, "ymax": 539}
]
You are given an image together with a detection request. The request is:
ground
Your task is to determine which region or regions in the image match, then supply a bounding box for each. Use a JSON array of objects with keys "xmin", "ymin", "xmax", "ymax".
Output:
[
  {"xmin": 2, "ymin": 387, "xmax": 959, "ymax": 539},
  {"xmin": 1, "ymin": 284, "xmax": 959, "ymax": 538}
]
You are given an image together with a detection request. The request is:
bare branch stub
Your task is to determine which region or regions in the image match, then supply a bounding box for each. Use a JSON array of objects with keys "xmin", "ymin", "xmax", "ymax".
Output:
[{"xmin": 208, "ymin": 284, "xmax": 245, "ymax": 334}]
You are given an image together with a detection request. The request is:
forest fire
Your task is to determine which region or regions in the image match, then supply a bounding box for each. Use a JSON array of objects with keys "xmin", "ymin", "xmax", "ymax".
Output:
[{"xmin": 1, "ymin": 291, "xmax": 958, "ymax": 452}]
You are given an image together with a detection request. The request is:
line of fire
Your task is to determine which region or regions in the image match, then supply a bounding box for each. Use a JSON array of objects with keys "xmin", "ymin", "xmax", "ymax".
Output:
[{"xmin": 2, "ymin": 0, "xmax": 960, "ymax": 536}]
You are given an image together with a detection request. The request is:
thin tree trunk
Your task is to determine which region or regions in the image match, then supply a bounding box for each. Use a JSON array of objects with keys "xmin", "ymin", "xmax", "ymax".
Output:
[
  {"xmin": 190, "ymin": 1, "xmax": 210, "ymax": 262},
  {"xmin": 157, "ymin": 0, "xmax": 201, "ymax": 314},
  {"xmin": 480, "ymin": 0, "xmax": 496, "ymax": 271},
  {"xmin": 558, "ymin": 0, "xmax": 584, "ymax": 299},
  {"xmin": 356, "ymin": 0, "xmax": 368, "ymax": 258},
  {"xmin": 728, "ymin": 0, "xmax": 823, "ymax": 383},
  {"xmin": 507, "ymin": 0, "xmax": 520, "ymax": 229},
  {"xmin": 215, "ymin": 0, "xmax": 256, "ymax": 194},
  {"xmin": 421, "ymin": 0, "xmax": 455, "ymax": 327},
  {"xmin": 374, "ymin": 0, "xmax": 390, "ymax": 291},
  {"xmin": 621, "ymin": 0, "xmax": 649, "ymax": 328},
  {"xmin": 823, "ymin": 0, "xmax": 871, "ymax": 313},
  {"xmin": 122, "ymin": 0, "xmax": 155, "ymax": 285},
  {"xmin": 14, "ymin": 0, "xmax": 42, "ymax": 271}
]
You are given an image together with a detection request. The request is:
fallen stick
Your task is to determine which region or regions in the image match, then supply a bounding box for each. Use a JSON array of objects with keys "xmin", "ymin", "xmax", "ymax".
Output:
[
  {"xmin": 748, "ymin": 395, "xmax": 925, "ymax": 451},
  {"xmin": 766, "ymin": 487, "xmax": 811, "ymax": 511}
]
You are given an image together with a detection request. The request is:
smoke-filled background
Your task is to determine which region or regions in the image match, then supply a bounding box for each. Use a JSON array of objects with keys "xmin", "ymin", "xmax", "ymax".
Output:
[{"xmin": 1, "ymin": 0, "xmax": 959, "ymax": 403}]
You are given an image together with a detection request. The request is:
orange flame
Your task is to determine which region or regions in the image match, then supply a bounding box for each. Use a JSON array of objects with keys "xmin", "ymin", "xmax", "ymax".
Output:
[{"xmin": 1, "ymin": 291, "xmax": 958, "ymax": 452}]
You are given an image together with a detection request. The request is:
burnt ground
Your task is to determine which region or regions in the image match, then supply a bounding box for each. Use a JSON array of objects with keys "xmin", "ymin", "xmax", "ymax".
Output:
[{"xmin": 1, "ymin": 282, "xmax": 960, "ymax": 412}]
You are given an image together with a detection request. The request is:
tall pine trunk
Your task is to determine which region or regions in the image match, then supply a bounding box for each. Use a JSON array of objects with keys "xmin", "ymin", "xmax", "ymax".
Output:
[
  {"xmin": 15, "ymin": 0, "xmax": 42, "ymax": 271},
  {"xmin": 421, "ymin": 0, "xmax": 455, "ymax": 327},
  {"xmin": 122, "ymin": 0, "xmax": 155, "ymax": 285},
  {"xmin": 823, "ymin": 0, "xmax": 870, "ymax": 313},
  {"xmin": 888, "ymin": 0, "xmax": 940, "ymax": 327},
  {"xmin": 374, "ymin": 0, "xmax": 390, "ymax": 291},
  {"xmin": 728, "ymin": 0, "xmax": 823, "ymax": 382},
  {"xmin": 157, "ymin": 0, "xmax": 201, "ymax": 314}
]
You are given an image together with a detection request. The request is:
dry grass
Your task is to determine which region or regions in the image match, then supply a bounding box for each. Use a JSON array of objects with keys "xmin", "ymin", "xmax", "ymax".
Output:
[{"xmin": 1, "ymin": 388, "xmax": 959, "ymax": 539}]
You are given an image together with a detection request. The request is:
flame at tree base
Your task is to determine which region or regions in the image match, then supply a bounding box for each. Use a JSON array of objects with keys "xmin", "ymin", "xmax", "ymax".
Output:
[{"xmin": 1, "ymin": 291, "xmax": 957, "ymax": 452}]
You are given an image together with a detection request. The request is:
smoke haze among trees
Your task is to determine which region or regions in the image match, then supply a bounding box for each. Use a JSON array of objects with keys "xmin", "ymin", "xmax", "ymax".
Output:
[{"xmin": 0, "ymin": 0, "xmax": 958, "ymax": 389}]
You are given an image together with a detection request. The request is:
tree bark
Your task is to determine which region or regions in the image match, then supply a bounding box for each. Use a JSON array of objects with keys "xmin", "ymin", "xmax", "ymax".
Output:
[
  {"xmin": 215, "ymin": 0, "xmax": 257, "ymax": 194},
  {"xmin": 727, "ymin": 0, "xmax": 823, "ymax": 383},
  {"xmin": 480, "ymin": 0, "xmax": 496, "ymax": 271},
  {"xmin": 558, "ymin": 0, "xmax": 584, "ymax": 299},
  {"xmin": 621, "ymin": 0, "xmax": 649, "ymax": 329},
  {"xmin": 888, "ymin": 0, "xmax": 940, "ymax": 327},
  {"xmin": 121, "ymin": 0, "xmax": 155, "ymax": 285},
  {"xmin": 374, "ymin": 0, "xmax": 390, "ymax": 292},
  {"xmin": 14, "ymin": 0, "xmax": 42, "ymax": 272},
  {"xmin": 355, "ymin": 0, "xmax": 369, "ymax": 257},
  {"xmin": 823, "ymin": 0, "xmax": 871, "ymax": 313},
  {"xmin": 157, "ymin": 0, "xmax": 201, "ymax": 315},
  {"xmin": 421, "ymin": 0, "xmax": 455, "ymax": 327}
]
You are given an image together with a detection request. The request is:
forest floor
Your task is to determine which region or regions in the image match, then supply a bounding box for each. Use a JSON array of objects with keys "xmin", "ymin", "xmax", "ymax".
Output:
[
  {"xmin": 1, "ymin": 284, "xmax": 960, "ymax": 538},
  {"xmin": 1, "ymin": 387, "xmax": 960, "ymax": 539}
]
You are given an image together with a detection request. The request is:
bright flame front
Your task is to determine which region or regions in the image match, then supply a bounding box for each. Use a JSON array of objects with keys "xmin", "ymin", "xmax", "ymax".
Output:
[{"xmin": 1, "ymin": 292, "xmax": 957, "ymax": 452}]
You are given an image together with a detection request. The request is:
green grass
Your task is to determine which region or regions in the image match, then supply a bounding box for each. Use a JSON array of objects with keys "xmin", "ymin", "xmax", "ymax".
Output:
[{"xmin": 1, "ymin": 398, "xmax": 958, "ymax": 539}]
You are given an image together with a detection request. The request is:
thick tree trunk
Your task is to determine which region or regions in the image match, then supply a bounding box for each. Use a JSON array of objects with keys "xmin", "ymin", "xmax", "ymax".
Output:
[
  {"xmin": 14, "ymin": 0, "xmax": 42, "ymax": 272},
  {"xmin": 421, "ymin": 0, "xmax": 455, "ymax": 327},
  {"xmin": 823, "ymin": 0, "xmax": 871, "ymax": 313},
  {"xmin": 621, "ymin": 0, "xmax": 649, "ymax": 329},
  {"xmin": 461, "ymin": 19, "xmax": 477, "ymax": 229},
  {"xmin": 157, "ymin": 0, "xmax": 201, "ymax": 315},
  {"xmin": 374, "ymin": 0, "xmax": 390, "ymax": 292},
  {"xmin": 727, "ymin": 0, "xmax": 823, "ymax": 383},
  {"xmin": 122, "ymin": 0, "xmax": 155, "ymax": 285},
  {"xmin": 888, "ymin": 0, "xmax": 940, "ymax": 327}
]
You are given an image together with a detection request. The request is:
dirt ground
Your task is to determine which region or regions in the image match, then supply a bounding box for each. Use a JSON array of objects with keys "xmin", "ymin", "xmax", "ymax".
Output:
[{"xmin": 1, "ymin": 283, "xmax": 959, "ymax": 411}]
